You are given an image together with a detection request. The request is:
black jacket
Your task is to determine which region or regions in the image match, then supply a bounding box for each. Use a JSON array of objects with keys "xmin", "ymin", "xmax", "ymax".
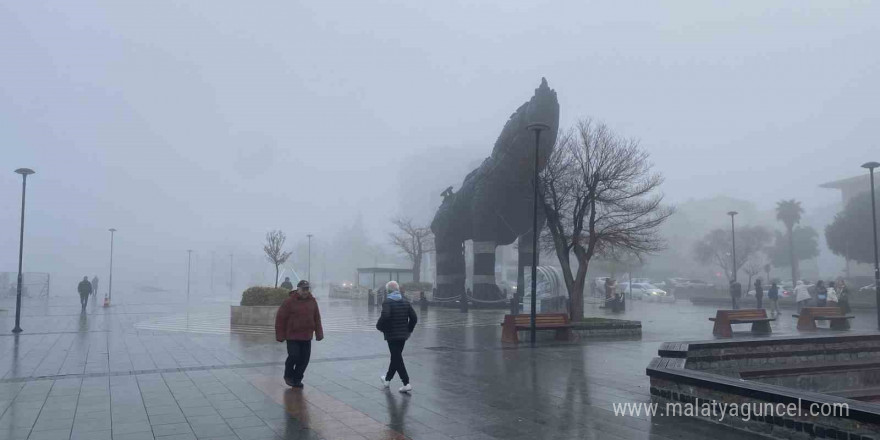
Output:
[
  {"xmin": 376, "ymin": 294, "xmax": 418, "ymax": 341},
  {"xmin": 730, "ymin": 282, "xmax": 742, "ymax": 298},
  {"xmin": 77, "ymin": 280, "xmax": 92, "ymax": 296}
]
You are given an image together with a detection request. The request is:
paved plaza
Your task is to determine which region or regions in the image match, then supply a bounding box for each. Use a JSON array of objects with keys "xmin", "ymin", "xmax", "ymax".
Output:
[{"xmin": 2, "ymin": 291, "xmax": 878, "ymax": 440}]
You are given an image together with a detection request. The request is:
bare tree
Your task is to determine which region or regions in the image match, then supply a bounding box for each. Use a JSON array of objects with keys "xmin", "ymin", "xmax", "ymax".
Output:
[
  {"xmin": 389, "ymin": 217, "xmax": 434, "ymax": 283},
  {"xmin": 539, "ymin": 119, "xmax": 673, "ymax": 321},
  {"xmin": 263, "ymin": 230, "xmax": 292, "ymax": 288},
  {"xmin": 743, "ymin": 256, "xmax": 766, "ymax": 291},
  {"xmin": 693, "ymin": 226, "xmax": 771, "ymax": 282}
]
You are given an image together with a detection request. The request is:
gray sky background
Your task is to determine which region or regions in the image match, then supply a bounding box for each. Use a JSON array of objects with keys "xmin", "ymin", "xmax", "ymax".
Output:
[{"xmin": 2, "ymin": 1, "xmax": 878, "ymax": 292}]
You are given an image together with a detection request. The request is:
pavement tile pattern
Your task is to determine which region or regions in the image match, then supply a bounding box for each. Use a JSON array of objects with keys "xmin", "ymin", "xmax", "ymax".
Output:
[{"xmin": 5, "ymin": 290, "xmax": 871, "ymax": 439}]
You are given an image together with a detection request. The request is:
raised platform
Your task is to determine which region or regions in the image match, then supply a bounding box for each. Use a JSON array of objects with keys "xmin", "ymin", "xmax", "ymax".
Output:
[{"xmin": 647, "ymin": 333, "xmax": 880, "ymax": 438}]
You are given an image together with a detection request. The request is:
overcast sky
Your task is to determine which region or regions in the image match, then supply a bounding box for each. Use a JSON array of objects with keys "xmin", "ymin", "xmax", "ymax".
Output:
[{"xmin": 2, "ymin": 1, "xmax": 878, "ymax": 291}]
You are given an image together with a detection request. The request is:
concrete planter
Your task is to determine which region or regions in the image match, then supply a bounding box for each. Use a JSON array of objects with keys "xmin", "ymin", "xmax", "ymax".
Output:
[
  {"xmin": 230, "ymin": 305, "xmax": 278, "ymax": 327},
  {"xmin": 570, "ymin": 319, "xmax": 642, "ymax": 338}
]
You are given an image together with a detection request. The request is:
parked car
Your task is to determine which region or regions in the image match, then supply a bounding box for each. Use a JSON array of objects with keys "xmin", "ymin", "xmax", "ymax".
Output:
[
  {"xmin": 618, "ymin": 282, "xmax": 674, "ymax": 302},
  {"xmin": 650, "ymin": 280, "xmax": 667, "ymax": 289},
  {"xmin": 670, "ymin": 278, "xmax": 714, "ymax": 289}
]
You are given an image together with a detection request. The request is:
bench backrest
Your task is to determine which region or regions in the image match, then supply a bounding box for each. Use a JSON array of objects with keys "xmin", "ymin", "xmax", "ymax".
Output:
[
  {"xmin": 505, "ymin": 313, "xmax": 569, "ymax": 327},
  {"xmin": 803, "ymin": 307, "xmax": 845, "ymax": 317},
  {"xmin": 716, "ymin": 309, "xmax": 768, "ymax": 320}
]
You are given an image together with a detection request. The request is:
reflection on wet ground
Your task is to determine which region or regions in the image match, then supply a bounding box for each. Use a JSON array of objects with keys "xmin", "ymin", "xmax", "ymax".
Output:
[{"xmin": 2, "ymin": 291, "xmax": 871, "ymax": 439}]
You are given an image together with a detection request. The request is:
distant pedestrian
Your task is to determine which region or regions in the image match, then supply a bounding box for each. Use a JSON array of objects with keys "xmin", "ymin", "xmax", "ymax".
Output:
[
  {"xmin": 768, "ymin": 281, "xmax": 780, "ymax": 317},
  {"xmin": 275, "ymin": 280, "xmax": 323, "ymax": 388},
  {"xmin": 815, "ymin": 280, "xmax": 828, "ymax": 307},
  {"xmin": 794, "ymin": 280, "xmax": 811, "ymax": 312},
  {"xmin": 729, "ymin": 280, "xmax": 742, "ymax": 310},
  {"xmin": 91, "ymin": 276, "xmax": 99, "ymax": 298},
  {"xmin": 837, "ymin": 278, "xmax": 851, "ymax": 314},
  {"xmin": 77, "ymin": 276, "xmax": 93, "ymax": 311},
  {"xmin": 754, "ymin": 278, "xmax": 764, "ymax": 309},
  {"xmin": 280, "ymin": 277, "xmax": 294, "ymax": 290},
  {"xmin": 377, "ymin": 280, "xmax": 418, "ymax": 393},
  {"xmin": 826, "ymin": 281, "xmax": 839, "ymax": 306}
]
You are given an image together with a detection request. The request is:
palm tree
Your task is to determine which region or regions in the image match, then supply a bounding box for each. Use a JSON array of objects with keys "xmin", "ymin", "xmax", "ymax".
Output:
[{"xmin": 776, "ymin": 199, "xmax": 803, "ymax": 285}]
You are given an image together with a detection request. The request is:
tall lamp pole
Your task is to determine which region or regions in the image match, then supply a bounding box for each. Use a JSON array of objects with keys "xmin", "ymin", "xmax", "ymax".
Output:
[
  {"xmin": 862, "ymin": 161, "xmax": 880, "ymax": 330},
  {"xmin": 12, "ymin": 168, "xmax": 35, "ymax": 334},
  {"xmin": 307, "ymin": 234, "xmax": 313, "ymax": 282},
  {"xmin": 527, "ymin": 122, "xmax": 550, "ymax": 346},
  {"xmin": 107, "ymin": 228, "xmax": 117, "ymax": 306},
  {"xmin": 186, "ymin": 250, "xmax": 193, "ymax": 327},
  {"xmin": 727, "ymin": 211, "xmax": 738, "ymax": 282},
  {"xmin": 186, "ymin": 250, "xmax": 193, "ymax": 302}
]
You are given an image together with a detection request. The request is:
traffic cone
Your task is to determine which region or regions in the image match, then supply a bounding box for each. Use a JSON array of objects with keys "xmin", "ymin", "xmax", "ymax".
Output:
[{"xmin": 103, "ymin": 296, "xmax": 110, "ymax": 307}]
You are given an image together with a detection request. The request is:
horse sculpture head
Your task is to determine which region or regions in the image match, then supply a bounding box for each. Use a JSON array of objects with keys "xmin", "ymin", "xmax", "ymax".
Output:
[{"xmin": 490, "ymin": 78, "xmax": 560, "ymax": 180}]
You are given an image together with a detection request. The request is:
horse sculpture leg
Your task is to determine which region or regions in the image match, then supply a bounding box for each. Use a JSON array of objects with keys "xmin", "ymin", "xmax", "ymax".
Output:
[
  {"xmin": 472, "ymin": 240, "xmax": 501, "ymax": 301},
  {"xmin": 435, "ymin": 238, "xmax": 466, "ymax": 301}
]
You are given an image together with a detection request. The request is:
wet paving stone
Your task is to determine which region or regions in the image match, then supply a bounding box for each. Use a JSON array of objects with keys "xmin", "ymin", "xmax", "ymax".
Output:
[{"xmin": 0, "ymin": 294, "xmax": 828, "ymax": 439}]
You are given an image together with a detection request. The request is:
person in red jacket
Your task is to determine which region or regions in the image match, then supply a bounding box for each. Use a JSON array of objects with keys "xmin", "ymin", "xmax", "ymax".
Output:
[{"xmin": 275, "ymin": 280, "xmax": 323, "ymax": 388}]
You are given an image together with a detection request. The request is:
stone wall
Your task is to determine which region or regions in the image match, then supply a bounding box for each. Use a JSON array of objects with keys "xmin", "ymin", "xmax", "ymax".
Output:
[
  {"xmin": 230, "ymin": 306, "xmax": 277, "ymax": 327},
  {"xmin": 648, "ymin": 334, "xmax": 880, "ymax": 439},
  {"xmin": 650, "ymin": 376, "xmax": 880, "ymax": 439}
]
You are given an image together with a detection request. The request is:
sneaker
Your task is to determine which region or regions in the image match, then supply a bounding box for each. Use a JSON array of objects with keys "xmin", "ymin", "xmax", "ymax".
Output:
[
  {"xmin": 292, "ymin": 382, "xmax": 304, "ymax": 389},
  {"xmin": 379, "ymin": 375, "xmax": 390, "ymax": 389},
  {"xmin": 284, "ymin": 378, "xmax": 295, "ymax": 387},
  {"xmin": 399, "ymin": 384, "xmax": 412, "ymax": 393}
]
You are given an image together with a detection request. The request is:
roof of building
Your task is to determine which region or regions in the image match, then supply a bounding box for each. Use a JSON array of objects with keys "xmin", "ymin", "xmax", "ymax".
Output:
[{"xmin": 819, "ymin": 174, "xmax": 870, "ymax": 190}]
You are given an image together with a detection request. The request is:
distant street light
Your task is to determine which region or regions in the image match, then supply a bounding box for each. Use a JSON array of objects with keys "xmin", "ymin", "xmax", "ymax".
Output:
[
  {"xmin": 107, "ymin": 228, "xmax": 117, "ymax": 306},
  {"xmin": 727, "ymin": 211, "xmax": 738, "ymax": 282},
  {"xmin": 12, "ymin": 168, "xmax": 35, "ymax": 334},
  {"xmin": 527, "ymin": 122, "xmax": 550, "ymax": 346},
  {"xmin": 186, "ymin": 250, "xmax": 193, "ymax": 328},
  {"xmin": 307, "ymin": 234, "xmax": 313, "ymax": 282},
  {"xmin": 186, "ymin": 250, "xmax": 193, "ymax": 302},
  {"xmin": 862, "ymin": 161, "xmax": 880, "ymax": 330},
  {"xmin": 229, "ymin": 252, "xmax": 234, "ymax": 297}
]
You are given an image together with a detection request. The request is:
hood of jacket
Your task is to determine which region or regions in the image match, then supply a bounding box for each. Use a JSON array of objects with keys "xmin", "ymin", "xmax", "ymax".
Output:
[{"xmin": 386, "ymin": 291, "xmax": 403, "ymax": 301}]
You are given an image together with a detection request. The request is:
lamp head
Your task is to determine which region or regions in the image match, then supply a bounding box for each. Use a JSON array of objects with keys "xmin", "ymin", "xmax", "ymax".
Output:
[
  {"xmin": 14, "ymin": 168, "xmax": 35, "ymax": 176},
  {"xmin": 862, "ymin": 161, "xmax": 880, "ymax": 170},
  {"xmin": 109, "ymin": 228, "xmax": 117, "ymax": 232},
  {"xmin": 727, "ymin": 211, "xmax": 738, "ymax": 217}
]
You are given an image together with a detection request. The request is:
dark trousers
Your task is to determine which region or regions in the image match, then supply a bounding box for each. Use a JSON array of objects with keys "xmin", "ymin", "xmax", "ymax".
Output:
[
  {"xmin": 731, "ymin": 296, "xmax": 739, "ymax": 310},
  {"xmin": 385, "ymin": 340, "xmax": 409, "ymax": 385},
  {"xmin": 284, "ymin": 340, "xmax": 312, "ymax": 383},
  {"xmin": 756, "ymin": 295, "xmax": 763, "ymax": 309},
  {"xmin": 80, "ymin": 293, "xmax": 89, "ymax": 309}
]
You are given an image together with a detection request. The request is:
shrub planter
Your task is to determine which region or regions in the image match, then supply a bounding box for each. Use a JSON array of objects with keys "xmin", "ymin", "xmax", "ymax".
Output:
[
  {"xmin": 230, "ymin": 306, "xmax": 277, "ymax": 327},
  {"xmin": 570, "ymin": 318, "xmax": 642, "ymax": 338}
]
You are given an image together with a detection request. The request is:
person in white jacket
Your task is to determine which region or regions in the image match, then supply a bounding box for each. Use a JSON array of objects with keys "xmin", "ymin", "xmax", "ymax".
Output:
[{"xmin": 794, "ymin": 280, "xmax": 812, "ymax": 312}]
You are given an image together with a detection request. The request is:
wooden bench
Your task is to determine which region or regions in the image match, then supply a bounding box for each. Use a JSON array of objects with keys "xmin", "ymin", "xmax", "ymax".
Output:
[
  {"xmin": 501, "ymin": 313, "xmax": 571, "ymax": 343},
  {"xmin": 709, "ymin": 309, "xmax": 774, "ymax": 338},
  {"xmin": 794, "ymin": 307, "xmax": 854, "ymax": 331}
]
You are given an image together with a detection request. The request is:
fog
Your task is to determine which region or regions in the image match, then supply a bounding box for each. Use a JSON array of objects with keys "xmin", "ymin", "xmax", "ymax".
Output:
[{"xmin": 2, "ymin": 1, "xmax": 878, "ymax": 298}]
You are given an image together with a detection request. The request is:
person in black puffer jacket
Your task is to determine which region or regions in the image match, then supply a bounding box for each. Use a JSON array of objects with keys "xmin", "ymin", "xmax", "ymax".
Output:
[{"xmin": 376, "ymin": 280, "xmax": 418, "ymax": 393}]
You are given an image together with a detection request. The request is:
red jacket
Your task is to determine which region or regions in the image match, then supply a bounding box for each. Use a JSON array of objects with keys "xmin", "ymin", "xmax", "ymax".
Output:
[{"xmin": 275, "ymin": 292, "xmax": 324, "ymax": 342}]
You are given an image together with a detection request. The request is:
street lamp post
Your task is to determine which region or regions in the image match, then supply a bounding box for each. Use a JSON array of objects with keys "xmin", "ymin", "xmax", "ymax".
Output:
[
  {"xmin": 727, "ymin": 211, "xmax": 738, "ymax": 282},
  {"xmin": 107, "ymin": 228, "xmax": 116, "ymax": 306},
  {"xmin": 186, "ymin": 250, "xmax": 193, "ymax": 302},
  {"xmin": 862, "ymin": 161, "xmax": 880, "ymax": 330},
  {"xmin": 527, "ymin": 122, "xmax": 550, "ymax": 346},
  {"xmin": 307, "ymin": 234, "xmax": 313, "ymax": 282},
  {"xmin": 186, "ymin": 250, "xmax": 193, "ymax": 327},
  {"xmin": 12, "ymin": 168, "xmax": 35, "ymax": 334}
]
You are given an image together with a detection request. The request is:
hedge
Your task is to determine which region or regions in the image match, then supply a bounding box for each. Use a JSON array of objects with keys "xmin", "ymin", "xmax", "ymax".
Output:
[
  {"xmin": 401, "ymin": 282, "xmax": 433, "ymax": 293},
  {"xmin": 240, "ymin": 286, "xmax": 290, "ymax": 306}
]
